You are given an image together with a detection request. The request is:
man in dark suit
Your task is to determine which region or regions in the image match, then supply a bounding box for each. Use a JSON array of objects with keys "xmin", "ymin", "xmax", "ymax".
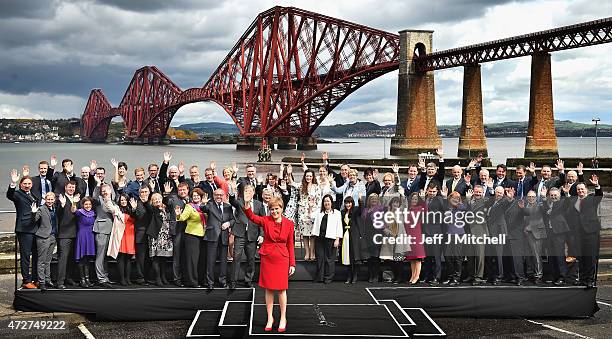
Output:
[
  {"xmin": 445, "ymin": 165, "xmax": 470, "ymax": 196},
  {"xmin": 465, "ymin": 185, "xmax": 488, "ymax": 285},
  {"xmin": 144, "ymin": 163, "xmax": 161, "ymax": 194},
  {"xmin": 401, "ymin": 164, "xmax": 422, "ymax": 197},
  {"xmin": 513, "ymin": 163, "xmax": 538, "ymax": 200},
  {"xmin": 504, "ymin": 187, "xmax": 528, "ymax": 285},
  {"xmin": 418, "ymin": 148, "xmax": 445, "ymax": 193},
  {"xmin": 163, "ymin": 182, "xmax": 190, "ymax": 287},
  {"xmin": 322, "ymin": 152, "xmax": 349, "ymax": 209},
  {"xmin": 564, "ymin": 175, "xmax": 603, "ymax": 288},
  {"xmin": 200, "ymin": 188, "xmax": 235, "ymax": 290},
  {"xmin": 158, "ymin": 152, "xmax": 185, "ymax": 195},
  {"xmin": 133, "ymin": 185, "xmax": 153, "ymax": 285},
  {"xmin": 534, "ymin": 160, "xmax": 566, "ymax": 202},
  {"xmin": 420, "ymin": 182, "xmax": 446, "ymax": 285},
  {"xmin": 237, "ymin": 164, "xmax": 260, "ymax": 199},
  {"xmin": 544, "ymin": 187, "xmax": 571, "ymax": 285},
  {"xmin": 201, "ymin": 167, "xmax": 221, "ymax": 199},
  {"xmin": 228, "ymin": 185, "xmax": 265, "ymax": 289},
  {"xmin": 31, "ymin": 160, "xmax": 55, "ymax": 203},
  {"xmin": 56, "ymin": 181, "xmax": 80, "ymax": 289},
  {"xmin": 125, "ymin": 167, "xmax": 147, "ymax": 198},
  {"xmin": 564, "ymin": 163, "xmax": 585, "ymax": 197},
  {"xmin": 485, "ymin": 186, "xmax": 512, "ymax": 285},
  {"xmin": 492, "ymin": 164, "xmax": 516, "ymax": 190},
  {"xmin": 51, "ymin": 159, "xmax": 79, "ymax": 196},
  {"xmin": 185, "ymin": 165, "xmax": 207, "ymax": 192},
  {"xmin": 92, "ymin": 184, "xmax": 116, "ymax": 288},
  {"xmin": 7, "ymin": 171, "xmax": 39, "ymax": 289}
]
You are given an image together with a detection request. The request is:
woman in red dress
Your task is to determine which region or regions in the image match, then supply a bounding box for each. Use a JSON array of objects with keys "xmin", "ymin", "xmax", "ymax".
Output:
[
  {"xmin": 243, "ymin": 190, "xmax": 295, "ymax": 333},
  {"xmin": 405, "ymin": 192, "xmax": 426, "ymax": 284}
]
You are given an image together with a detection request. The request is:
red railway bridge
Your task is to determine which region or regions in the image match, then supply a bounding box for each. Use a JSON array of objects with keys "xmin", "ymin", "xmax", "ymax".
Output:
[{"xmin": 81, "ymin": 6, "xmax": 612, "ymax": 156}]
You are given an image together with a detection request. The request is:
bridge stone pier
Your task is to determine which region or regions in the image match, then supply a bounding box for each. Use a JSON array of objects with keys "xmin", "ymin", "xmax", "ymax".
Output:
[
  {"xmin": 391, "ymin": 30, "xmax": 441, "ymax": 156},
  {"xmin": 297, "ymin": 137, "xmax": 317, "ymax": 150},
  {"xmin": 458, "ymin": 64, "xmax": 488, "ymax": 158},
  {"xmin": 525, "ymin": 52, "xmax": 559, "ymax": 158},
  {"xmin": 276, "ymin": 137, "xmax": 297, "ymax": 150}
]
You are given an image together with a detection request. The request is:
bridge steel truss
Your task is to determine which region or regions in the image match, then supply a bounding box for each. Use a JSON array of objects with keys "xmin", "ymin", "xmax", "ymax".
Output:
[{"xmin": 81, "ymin": 7, "xmax": 612, "ymax": 141}]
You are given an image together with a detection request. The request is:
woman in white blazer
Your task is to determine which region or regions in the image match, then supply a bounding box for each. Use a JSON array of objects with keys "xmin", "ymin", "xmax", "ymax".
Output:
[{"xmin": 310, "ymin": 194, "xmax": 343, "ymax": 284}]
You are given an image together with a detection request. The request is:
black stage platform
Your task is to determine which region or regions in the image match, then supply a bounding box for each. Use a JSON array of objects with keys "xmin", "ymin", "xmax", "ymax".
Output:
[{"xmin": 13, "ymin": 257, "xmax": 599, "ymax": 338}]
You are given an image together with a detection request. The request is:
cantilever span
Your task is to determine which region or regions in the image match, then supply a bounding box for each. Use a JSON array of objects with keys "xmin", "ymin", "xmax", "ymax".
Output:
[
  {"xmin": 81, "ymin": 6, "xmax": 401, "ymax": 142},
  {"xmin": 80, "ymin": 7, "xmax": 612, "ymax": 143}
]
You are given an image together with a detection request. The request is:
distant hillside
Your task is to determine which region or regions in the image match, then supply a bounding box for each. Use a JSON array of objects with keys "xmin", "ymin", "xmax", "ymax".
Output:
[{"xmin": 176, "ymin": 120, "xmax": 612, "ymax": 138}]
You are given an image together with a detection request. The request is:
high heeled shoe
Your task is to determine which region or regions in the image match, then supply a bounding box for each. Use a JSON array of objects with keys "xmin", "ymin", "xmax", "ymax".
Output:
[
  {"xmin": 264, "ymin": 319, "xmax": 274, "ymax": 332},
  {"xmin": 278, "ymin": 322, "xmax": 287, "ymax": 333}
]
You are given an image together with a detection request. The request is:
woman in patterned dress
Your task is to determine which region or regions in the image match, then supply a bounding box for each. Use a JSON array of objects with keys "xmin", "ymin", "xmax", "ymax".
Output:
[
  {"xmin": 147, "ymin": 193, "xmax": 173, "ymax": 286},
  {"xmin": 292, "ymin": 169, "xmax": 321, "ymax": 261}
]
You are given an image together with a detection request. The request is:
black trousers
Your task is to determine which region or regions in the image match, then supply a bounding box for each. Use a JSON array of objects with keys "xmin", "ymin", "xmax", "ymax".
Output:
[
  {"xmin": 548, "ymin": 232, "xmax": 568, "ymax": 280},
  {"xmin": 232, "ymin": 236, "xmax": 258, "ymax": 284},
  {"xmin": 17, "ymin": 232, "xmax": 38, "ymax": 283},
  {"xmin": 315, "ymin": 237, "xmax": 336, "ymax": 281},
  {"xmin": 172, "ymin": 232, "xmax": 184, "ymax": 283},
  {"xmin": 422, "ymin": 242, "xmax": 442, "ymax": 281},
  {"xmin": 485, "ymin": 242, "xmax": 504, "ymax": 281},
  {"xmin": 205, "ymin": 237, "xmax": 228, "ymax": 286},
  {"xmin": 509, "ymin": 238, "xmax": 526, "ymax": 280},
  {"xmin": 578, "ymin": 229, "xmax": 599, "ymax": 284},
  {"xmin": 135, "ymin": 242, "xmax": 149, "ymax": 281},
  {"xmin": 116, "ymin": 253, "xmax": 132, "ymax": 283},
  {"xmin": 183, "ymin": 233, "xmax": 205, "ymax": 287},
  {"xmin": 57, "ymin": 237, "xmax": 76, "ymax": 285}
]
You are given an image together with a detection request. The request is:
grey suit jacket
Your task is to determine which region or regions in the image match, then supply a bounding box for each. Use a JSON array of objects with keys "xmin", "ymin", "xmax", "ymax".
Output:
[
  {"xmin": 93, "ymin": 197, "xmax": 116, "ymax": 235},
  {"xmin": 523, "ymin": 203, "xmax": 547, "ymax": 239},
  {"xmin": 228, "ymin": 193, "xmax": 264, "ymax": 242},
  {"xmin": 34, "ymin": 204, "xmax": 58, "ymax": 238},
  {"xmin": 200, "ymin": 201, "xmax": 235, "ymax": 245}
]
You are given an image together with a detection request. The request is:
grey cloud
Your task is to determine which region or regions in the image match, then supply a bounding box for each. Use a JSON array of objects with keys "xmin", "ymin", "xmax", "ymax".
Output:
[
  {"xmin": 0, "ymin": 0, "xmax": 60, "ymax": 19},
  {"xmin": 95, "ymin": 0, "xmax": 219, "ymax": 13}
]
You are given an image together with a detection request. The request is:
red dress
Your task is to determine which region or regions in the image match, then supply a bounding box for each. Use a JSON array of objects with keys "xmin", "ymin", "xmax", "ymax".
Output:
[
  {"xmin": 404, "ymin": 204, "xmax": 426, "ymax": 260},
  {"xmin": 119, "ymin": 213, "xmax": 136, "ymax": 255},
  {"xmin": 244, "ymin": 207, "xmax": 295, "ymax": 290}
]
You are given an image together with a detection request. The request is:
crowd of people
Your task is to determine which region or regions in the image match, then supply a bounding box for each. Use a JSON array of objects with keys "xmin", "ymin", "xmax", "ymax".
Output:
[{"xmin": 6, "ymin": 147, "xmax": 604, "ymax": 292}]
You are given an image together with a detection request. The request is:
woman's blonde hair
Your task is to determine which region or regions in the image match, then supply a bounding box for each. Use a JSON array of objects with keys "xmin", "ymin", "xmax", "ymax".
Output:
[{"xmin": 268, "ymin": 196, "xmax": 284, "ymax": 210}]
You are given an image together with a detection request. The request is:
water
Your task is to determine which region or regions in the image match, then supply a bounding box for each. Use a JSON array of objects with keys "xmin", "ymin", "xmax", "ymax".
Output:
[{"xmin": 1, "ymin": 137, "xmax": 611, "ymax": 231}]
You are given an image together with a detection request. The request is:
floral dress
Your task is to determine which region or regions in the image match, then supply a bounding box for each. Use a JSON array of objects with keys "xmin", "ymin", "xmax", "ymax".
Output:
[
  {"xmin": 283, "ymin": 185, "xmax": 299, "ymax": 231},
  {"xmin": 149, "ymin": 210, "xmax": 173, "ymax": 257},
  {"xmin": 295, "ymin": 183, "xmax": 322, "ymax": 237}
]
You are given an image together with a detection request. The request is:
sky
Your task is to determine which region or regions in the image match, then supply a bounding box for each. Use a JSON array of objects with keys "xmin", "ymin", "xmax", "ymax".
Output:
[{"xmin": 1, "ymin": 0, "xmax": 611, "ymax": 128}]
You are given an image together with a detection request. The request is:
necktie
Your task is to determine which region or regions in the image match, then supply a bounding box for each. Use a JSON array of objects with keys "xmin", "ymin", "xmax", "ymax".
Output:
[
  {"xmin": 518, "ymin": 180, "xmax": 524, "ymax": 199},
  {"xmin": 218, "ymin": 203, "xmax": 223, "ymax": 219},
  {"xmin": 451, "ymin": 179, "xmax": 458, "ymax": 192},
  {"xmin": 264, "ymin": 204, "xmax": 269, "ymax": 216},
  {"xmin": 44, "ymin": 179, "xmax": 50, "ymax": 195},
  {"xmin": 211, "ymin": 182, "xmax": 217, "ymax": 191}
]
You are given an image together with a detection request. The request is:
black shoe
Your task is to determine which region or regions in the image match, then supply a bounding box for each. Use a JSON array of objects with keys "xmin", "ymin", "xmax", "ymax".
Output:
[
  {"xmin": 134, "ymin": 278, "xmax": 146, "ymax": 285},
  {"xmin": 244, "ymin": 282, "xmax": 253, "ymax": 288},
  {"xmin": 99, "ymin": 282, "xmax": 112, "ymax": 288},
  {"xmin": 65, "ymin": 279, "xmax": 77, "ymax": 286},
  {"xmin": 39, "ymin": 283, "xmax": 47, "ymax": 291},
  {"xmin": 58, "ymin": 284, "xmax": 66, "ymax": 290},
  {"xmin": 553, "ymin": 278, "xmax": 565, "ymax": 286},
  {"xmin": 442, "ymin": 279, "xmax": 451, "ymax": 285},
  {"xmin": 206, "ymin": 284, "xmax": 214, "ymax": 291},
  {"xmin": 585, "ymin": 281, "xmax": 595, "ymax": 289},
  {"xmin": 45, "ymin": 281, "xmax": 56, "ymax": 288},
  {"xmin": 462, "ymin": 277, "xmax": 474, "ymax": 283},
  {"xmin": 161, "ymin": 278, "xmax": 169, "ymax": 286},
  {"xmin": 120, "ymin": 280, "xmax": 128, "ymax": 286},
  {"xmin": 324, "ymin": 279, "xmax": 332, "ymax": 284},
  {"xmin": 429, "ymin": 279, "xmax": 440, "ymax": 286},
  {"xmin": 228, "ymin": 282, "xmax": 236, "ymax": 290},
  {"xmin": 472, "ymin": 278, "xmax": 485, "ymax": 286},
  {"xmin": 516, "ymin": 278, "xmax": 525, "ymax": 286},
  {"xmin": 449, "ymin": 279, "xmax": 460, "ymax": 286},
  {"xmin": 219, "ymin": 282, "xmax": 228, "ymax": 288},
  {"xmin": 174, "ymin": 280, "xmax": 184, "ymax": 287},
  {"xmin": 573, "ymin": 280, "xmax": 583, "ymax": 286},
  {"xmin": 491, "ymin": 279, "xmax": 501, "ymax": 286},
  {"xmin": 534, "ymin": 278, "xmax": 543, "ymax": 285}
]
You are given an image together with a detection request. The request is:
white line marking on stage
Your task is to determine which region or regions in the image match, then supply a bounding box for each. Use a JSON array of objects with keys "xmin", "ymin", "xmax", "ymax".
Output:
[
  {"xmin": 365, "ymin": 288, "xmax": 380, "ymax": 304},
  {"xmin": 219, "ymin": 301, "xmax": 250, "ymax": 327},
  {"xmin": 378, "ymin": 299, "xmax": 416, "ymax": 326},
  {"xmin": 597, "ymin": 300, "xmax": 612, "ymax": 307},
  {"xmin": 381, "ymin": 303, "xmax": 409, "ymax": 337},
  {"xmin": 77, "ymin": 323, "xmax": 95, "ymax": 339},
  {"xmin": 401, "ymin": 308, "xmax": 446, "ymax": 337},
  {"xmin": 525, "ymin": 319, "xmax": 590, "ymax": 338},
  {"xmin": 186, "ymin": 310, "xmax": 222, "ymax": 337}
]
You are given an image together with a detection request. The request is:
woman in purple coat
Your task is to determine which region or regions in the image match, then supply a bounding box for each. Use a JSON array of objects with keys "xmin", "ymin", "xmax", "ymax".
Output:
[{"xmin": 73, "ymin": 197, "xmax": 96, "ymax": 288}]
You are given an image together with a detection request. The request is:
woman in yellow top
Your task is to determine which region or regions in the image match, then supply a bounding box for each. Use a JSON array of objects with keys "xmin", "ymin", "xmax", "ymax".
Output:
[{"xmin": 175, "ymin": 188, "xmax": 207, "ymax": 287}]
